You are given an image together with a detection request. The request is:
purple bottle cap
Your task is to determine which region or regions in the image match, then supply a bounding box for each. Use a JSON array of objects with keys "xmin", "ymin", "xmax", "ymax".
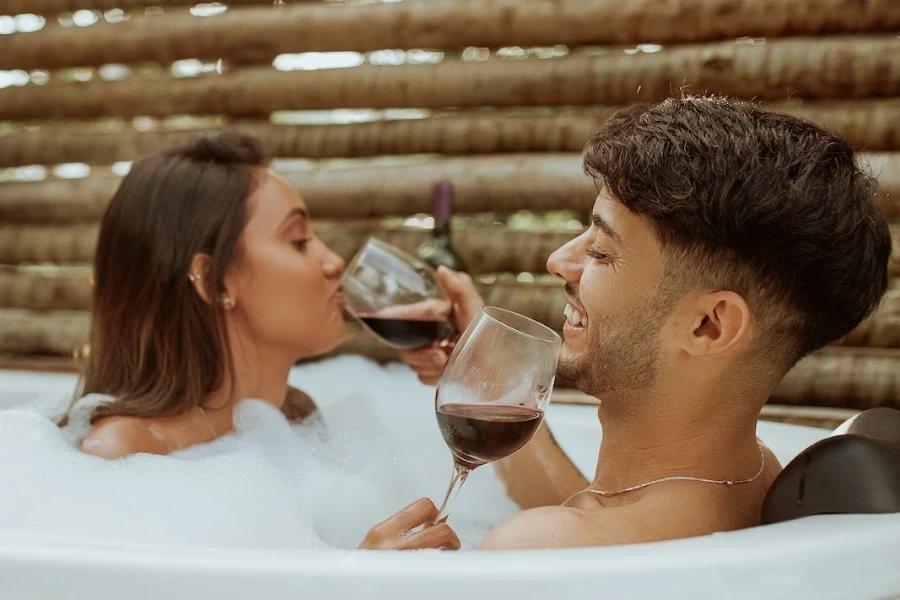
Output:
[{"xmin": 433, "ymin": 180, "xmax": 453, "ymax": 221}]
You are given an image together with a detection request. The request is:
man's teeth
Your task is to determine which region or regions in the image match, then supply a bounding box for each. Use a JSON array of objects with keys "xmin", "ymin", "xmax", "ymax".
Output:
[{"xmin": 563, "ymin": 304, "xmax": 588, "ymax": 328}]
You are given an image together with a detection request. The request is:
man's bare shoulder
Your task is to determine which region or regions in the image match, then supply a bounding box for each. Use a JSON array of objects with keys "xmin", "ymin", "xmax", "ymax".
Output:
[
  {"xmin": 80, "ymin": 416, "xmax": 163, "ymax": 459},
  {"xmin": 478, "ymin": 480, "xmax": 773, "ymax": 551},
  {"xmin": 478, "ymin": 504, "xmax": 646, "ymax": 550},
  {"xmin": 479, "ymin": 507, "xmax": 587, "ymax": 550}
]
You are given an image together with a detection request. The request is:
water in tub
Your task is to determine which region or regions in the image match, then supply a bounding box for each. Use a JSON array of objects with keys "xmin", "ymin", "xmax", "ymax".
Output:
[{"xmin": 0, "ymin": 355, "xmax": 519, "ymax": 550}]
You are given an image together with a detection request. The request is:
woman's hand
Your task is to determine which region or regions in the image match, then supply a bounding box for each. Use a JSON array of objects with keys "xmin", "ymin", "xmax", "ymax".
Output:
[
  {"xmin": 358, "ymin": 498, "xmax": 461, "ymax": 550},
  {"xmin": 396, "ymin": 267, "xmax": 485, "ymax": 385}
]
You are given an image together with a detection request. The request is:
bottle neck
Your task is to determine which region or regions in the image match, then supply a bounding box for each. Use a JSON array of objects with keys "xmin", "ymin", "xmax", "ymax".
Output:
[
  {"xmin": 433, "ymin": 181, "xmax": 453, "ymax": 219},
  {"xmin": 432, "ymin": 180, "xmax": 453, "ymax": 242},
  {"xmin": 432, "ymin": 218, "xmax": 452, "ymax": 243}
]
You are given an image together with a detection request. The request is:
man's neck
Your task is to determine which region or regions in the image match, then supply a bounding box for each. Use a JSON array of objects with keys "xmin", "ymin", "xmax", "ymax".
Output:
[{"xmin": 589, "ymin": 383, "xmax": 765, "ymax": 494}]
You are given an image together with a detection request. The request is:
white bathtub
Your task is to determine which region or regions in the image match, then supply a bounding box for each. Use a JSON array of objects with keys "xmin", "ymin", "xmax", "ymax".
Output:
[{"xmin": 1, "ymin": 368, "xmax": 898, "ymax": 600}]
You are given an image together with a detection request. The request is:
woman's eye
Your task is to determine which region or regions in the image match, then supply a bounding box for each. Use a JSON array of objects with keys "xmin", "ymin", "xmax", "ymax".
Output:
[{"xmin": 291, "ymin": 239, "xmax": 311, "ymax": 251}]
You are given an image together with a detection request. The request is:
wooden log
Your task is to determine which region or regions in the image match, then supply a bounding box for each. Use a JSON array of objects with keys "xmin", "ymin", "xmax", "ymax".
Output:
[
  {"xmin": 834, "ymin": 290, "xmax": 900, "ymax": 348},
  {"xmin": 2, "ymin": 99, "xmax": 899, "ymax": 168},
  {"xmin": 893, "ymin": 225, "xmax": 900, "ymax": 279},
  {"xmin": 0, "ymin": 274, "xmax": 565, "ymax": 356},
  {"xmin": 785, "ymin": 100, "xmax": 900, "ymax": 152},
  {"xmin": 0, "ymin": 309, "xmax": 89, "ymax": 355},
  {"xmin": 0, "ymin": 154, "xmax": 597, "ymax": 223},
  {"xmin": 3, "ymin": 152, "xmax": 899, "ymax": 225},
  {"xmin": 0, "ymin": 112, "xmax": 620, "ymax": 167},
  {"xmin": 1, "ymin": 35, "xmax": 898, "ymax": 120},
  {"xmin": 320, "ymin": 222, "xmax": 575, "ymax": 279},
  {"xmin": 3, "ymin": 308, "xmax": 898, "ymax": 409},
  {"xmin": 5, "ymin": 269, "xmax": 900, "ymax": 350},
  {"xmin": 871, "ymin": 152, "xmax": 900, "ymax": 218},
  {"xmin": 771, "ymin": 347, "xmax": 900, "ymax": 410},
  {"xmin": 2, "ymin": 0, "xmax": 306, "ymax": 15},
  {"xmin": 0, "ymin": 309, "xmax": 381, "ymax": 359},
  {"xmin": 0, "ymin": 221, "xmax": 577, "ymax": 274},
  {"xmin": 9, "ymin": 219, "xmax": 899, "ymax": 276},
  {"xmin": 551, "ymin": 389, "xmax": 859, "ymax": 430},
  {"xmin": 0, "ymin": 354, "xmax": 79, "ymax": 373},
  {"xmin": 754, "ymin": 405, "xmax": 858, "ymax": 431},
  {"xmin": 5, "ymin": 0, "xmax": 900, "ymax": 70},
  {"xmin": 0, "ymin": 271, "xmax": 93, "ymax": 311},
  {"xmin": 0, "ymin": 270, "xmax": 570, "ymax": 324},
  {"xmin": 0, "ymin": 224, "xmax": 100, "ymax": 265}
]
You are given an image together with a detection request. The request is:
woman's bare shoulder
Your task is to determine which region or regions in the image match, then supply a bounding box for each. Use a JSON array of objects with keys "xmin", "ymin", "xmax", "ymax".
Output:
[{"xmin": 79, "ymin": 416, "xmax": 164, "ymax": 459}]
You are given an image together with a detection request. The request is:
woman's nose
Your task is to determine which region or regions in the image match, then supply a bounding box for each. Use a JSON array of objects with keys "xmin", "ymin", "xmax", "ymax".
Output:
[{"xmin": 319, "ymin": 241, "xmax": 346, "ymax": 279}]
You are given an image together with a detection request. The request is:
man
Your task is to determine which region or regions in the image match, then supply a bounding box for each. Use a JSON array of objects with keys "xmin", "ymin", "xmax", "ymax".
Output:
[{"xmin": 397, "ymin": 96, "xmax": 892, "ymax": 549}]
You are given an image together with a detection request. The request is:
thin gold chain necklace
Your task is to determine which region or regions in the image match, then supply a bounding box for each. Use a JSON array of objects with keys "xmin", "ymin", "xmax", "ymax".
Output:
[{"xmin": 563, "ymin": 443, "xmax": 765, "ymax": 504}]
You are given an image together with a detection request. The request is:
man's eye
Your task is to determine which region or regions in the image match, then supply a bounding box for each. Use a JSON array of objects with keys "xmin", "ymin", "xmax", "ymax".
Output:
[{"xmin": 586, "ymin": 249, "xmax": 608, "ymax": 260}]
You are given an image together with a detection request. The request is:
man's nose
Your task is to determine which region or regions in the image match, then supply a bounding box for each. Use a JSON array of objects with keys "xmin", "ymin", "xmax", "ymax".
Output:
[{"xmin": 547, "ymin": 235, "xmax": 585, "ymax": 284}]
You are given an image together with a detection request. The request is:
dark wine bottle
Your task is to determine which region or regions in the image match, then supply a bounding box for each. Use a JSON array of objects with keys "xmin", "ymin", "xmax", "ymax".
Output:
[{"xmin": 415, "ymin": 180, "xmax": 468, "ymax": 272}]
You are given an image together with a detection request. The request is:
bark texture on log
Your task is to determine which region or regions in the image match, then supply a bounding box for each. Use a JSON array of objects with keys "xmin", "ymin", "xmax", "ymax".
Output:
[
  {"xmin": 2, "ymin": 100, "xmax": 899, "ymax": 168},
  {"xmin": 2, "ymin": 152, "xmax": 898, "ymax": 225},
  {"xmin": 4, "ymin": 0, "xmax": 900, "ymax": 70},
  {"xmin": 0, "ymin": 222, "xmax": 578, "ymax": 274},
  {"xmin": 3, "ymin": 0, "xmax": 303, "ymax": 15},
  {"xmin": 0, "ymin": 154, "xmax": 598, "ymax": 223},
  {"xmin": 0, "ymin": 112, "xmax": 618, "ymax": 167},
  {"xmin": 4, "ymin": 308, "xmax": 898, "ymax": 409},
  {"xmin": 771, "ymin": 347, "xmax": 900, "ymax": 409},
  {"xmin": 4, "ymin": 272, "xmax": 900, "ymax": 349},
  {"xmin": 1, "ymin": 36, "xmax": 898, "ymax": 120}
]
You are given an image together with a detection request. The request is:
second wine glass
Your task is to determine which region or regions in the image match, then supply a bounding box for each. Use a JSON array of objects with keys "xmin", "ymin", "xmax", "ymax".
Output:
[
  {"xmin": 341, "ymin": 237, "xmax": 457, "ymax": 351},
  {"xmin": 432, "ymin": 307, "xmax": 562, "ymax": 524}
]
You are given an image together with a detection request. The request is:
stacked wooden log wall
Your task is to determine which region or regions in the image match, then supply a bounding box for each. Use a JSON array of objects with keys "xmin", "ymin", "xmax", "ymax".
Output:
[{"xmin": 0, "ymin": 0, "xmax": 898, "ymax": 413}]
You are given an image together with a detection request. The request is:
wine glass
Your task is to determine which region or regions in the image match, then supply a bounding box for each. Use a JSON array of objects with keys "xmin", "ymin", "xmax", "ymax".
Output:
[
  {"xmin": 432, "ymin": 307, "xmax": 562, "ymax": 524},
  {"xmin": 342, "ymin": 237, "xmax": 457, "ymax": 351}
]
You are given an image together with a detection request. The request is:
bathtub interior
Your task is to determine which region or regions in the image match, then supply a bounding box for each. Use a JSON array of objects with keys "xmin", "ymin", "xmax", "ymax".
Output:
[
  {"xmin": 0, "ymin": 362, "xmax": 898, "ymax": 600},
  {"xmin": 0, "ymin": 368, "xmax": 77, "ymax": 412}
]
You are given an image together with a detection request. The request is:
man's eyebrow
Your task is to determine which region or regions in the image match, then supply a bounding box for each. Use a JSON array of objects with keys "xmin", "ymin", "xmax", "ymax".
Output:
[{"xmin": 592, "ymin": 212, "xmax": 620, "ymax": 242}]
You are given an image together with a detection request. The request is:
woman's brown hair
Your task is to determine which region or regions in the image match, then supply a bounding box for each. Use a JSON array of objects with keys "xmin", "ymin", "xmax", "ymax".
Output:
[{"xmin": 69, "ymin": 129, "xmax": 268, "ymax": 423}]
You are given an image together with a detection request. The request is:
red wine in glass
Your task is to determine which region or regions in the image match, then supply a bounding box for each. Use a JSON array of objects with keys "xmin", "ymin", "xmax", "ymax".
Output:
[
  {"xmin": 431, "ymin": 307, "xmax": 561, "ymax": 525},
  {"xmin": 436, "ymin": 403, "xmax": 544, "ymax": 470},
  {"xmin": 342, "ymin": 238, "xmax": 459, "ymax": 351},
  {"xmin": 358, "ymin": 315, "xmax": 456, "ymax": 351}
]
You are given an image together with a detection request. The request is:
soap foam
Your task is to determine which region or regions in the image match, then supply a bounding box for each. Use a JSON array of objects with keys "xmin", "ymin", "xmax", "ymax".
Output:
[{"xmin": 0, "ymin": 355, "xmax": 518, "ymax": 551}]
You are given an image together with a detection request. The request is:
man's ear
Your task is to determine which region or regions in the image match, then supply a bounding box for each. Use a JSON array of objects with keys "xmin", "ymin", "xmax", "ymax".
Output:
[
  {"xmin": 680, "ymin": 290, "xmax": 751, "ymax": 358},
  {"xmin": 188, "ymin": 254, "xmax": 214, "ymax": 305}
]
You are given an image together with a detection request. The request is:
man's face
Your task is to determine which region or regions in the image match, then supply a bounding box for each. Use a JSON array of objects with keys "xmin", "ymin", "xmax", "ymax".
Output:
[{"xmin": 547, "ymin": 192, "xmax": 675, "ymax": 397}]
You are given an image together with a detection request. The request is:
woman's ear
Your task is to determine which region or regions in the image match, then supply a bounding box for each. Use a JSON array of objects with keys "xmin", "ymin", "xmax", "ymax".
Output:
[{"xmin": 188, "ymin": 254, "xmax": 214, "ymax": 305}]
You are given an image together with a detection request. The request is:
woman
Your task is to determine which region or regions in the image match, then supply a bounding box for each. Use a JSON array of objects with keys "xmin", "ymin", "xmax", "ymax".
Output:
[{"xmin": 63, "ymin": 130, "xmax": 459, "ymax": 551}]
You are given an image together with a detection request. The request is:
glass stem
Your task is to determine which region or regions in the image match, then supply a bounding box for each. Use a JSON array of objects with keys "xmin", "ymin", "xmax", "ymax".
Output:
[{"xmin": 432, "ymin": 462, "xmax": 471, "ymax": 525}]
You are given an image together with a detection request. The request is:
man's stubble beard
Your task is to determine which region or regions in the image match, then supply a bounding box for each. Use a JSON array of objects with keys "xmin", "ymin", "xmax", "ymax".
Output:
[{"xmin": 557, "ymin": 295, "xmax": 674, "ymax": 398}]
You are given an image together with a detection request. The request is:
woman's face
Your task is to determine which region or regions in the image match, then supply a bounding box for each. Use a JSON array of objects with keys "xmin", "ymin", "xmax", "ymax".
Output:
[{"xmin": 225, "ymin": 169, "xmax": 346, "ymax": 360}]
